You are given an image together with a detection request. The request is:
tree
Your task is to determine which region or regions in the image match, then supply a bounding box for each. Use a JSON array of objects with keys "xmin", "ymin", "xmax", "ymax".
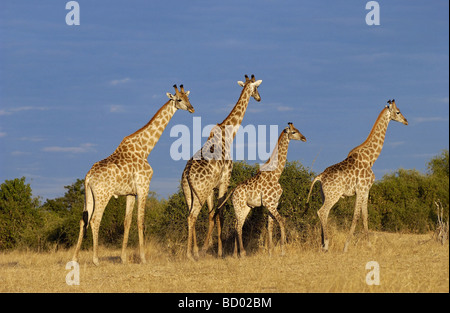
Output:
[
  {"xmin": 0, "ymin": 177, "xmax": 41, "ymax": 250},
  {"xmin": 427, "ymin": 149, "xmax": 449, "ymax": 178}
]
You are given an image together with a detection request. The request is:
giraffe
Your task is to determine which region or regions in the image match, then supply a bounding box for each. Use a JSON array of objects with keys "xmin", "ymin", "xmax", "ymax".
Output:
[
  {"xmin": 72, "ymin": 84, "xmax": 194, "ymax": 265},
  {"xmin": 307, "ymin": 99, "xmax": 408, "ymax": 252},
  {"xmin": 225, "ymin": 123, "xmax": 307, "ymax": 257},
  {"xmin": 182, "ymin": 74, "xmax": 262, "ymax": 260}
]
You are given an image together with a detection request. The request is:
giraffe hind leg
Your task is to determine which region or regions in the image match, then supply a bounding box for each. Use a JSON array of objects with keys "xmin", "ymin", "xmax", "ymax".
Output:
[
  {"xmin": 121, "ymin": 195, "xmax": 135, "ymax": 264},
  {"xmin": 187, "ymin": 198, "xmax": 202, "ymax": 261},
  {"xmin": 267, "ymin": 206, "xmax": 286, "ymax": 256},
  {"xmin": 72, "ymin": 219, "xmax": 85, "ymax": 263},
  {"xmin": 344, "ymin": 193, "xmax": 362, "ymax": 252},
  {"xmin": 234, "ymin": 202, "xmax": 251, "ymax": 257},
  {"xmin": 317, "ymin": 196, "xmax": 339, "ymax": 252},
  {"xmin": 201, "ymin": 194, "xmax": 215, "ymax": 256},
  {"xmin": 88, "ymin": 191, "xmax": 112, "ymax": 266},
  {"xmin": 344, "ymin": 191, "xmax": 368, "ymax": 252},
  {"xmin": 72, "ymin": 185, "xmax": 94, "ymax": 262}
]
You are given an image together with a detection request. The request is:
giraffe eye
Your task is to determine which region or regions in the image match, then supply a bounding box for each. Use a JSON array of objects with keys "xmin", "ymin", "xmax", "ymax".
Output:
[
  {"xmin": 396, "ymin": 111, "xmax": 400, "ymax": 115},
  {"xmin": 177, "ymin": 99, "xmax": 182, "ymax": 102}
]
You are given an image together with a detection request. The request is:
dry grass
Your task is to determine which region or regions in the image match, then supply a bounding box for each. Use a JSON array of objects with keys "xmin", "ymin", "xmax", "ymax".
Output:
[{"xmin": 0, "ymin": 231, "xmax": 448, "ymax": 293}]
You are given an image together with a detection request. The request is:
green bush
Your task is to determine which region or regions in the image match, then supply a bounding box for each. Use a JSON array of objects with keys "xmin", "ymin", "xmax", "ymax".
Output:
[
  {"xmin": 0, "ymin": 150, "xmax": 447, "ymax": 251},
  {"xmin": 0, "ymin": 177, "xmax": 42, "ymax": 250}
]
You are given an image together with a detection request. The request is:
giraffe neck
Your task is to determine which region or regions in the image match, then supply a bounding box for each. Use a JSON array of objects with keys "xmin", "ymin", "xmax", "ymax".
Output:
[
  {"xmin": 115, "ymin": 100, "xmax": 177, "ymax": 159},
  {"xmin": 199, "ymin": 84, "xmax": 253, "ymax": 161},
  {"xmin": 219, "ymin": 85, "xmax": 252, "ymax": 139},
  {"xmin": 348, "ymin": 107, "xmax": 391, "ymax": 165},
  {"xmin": 260, "ymin": 131, "xmax": 290, "ymax": 180}
]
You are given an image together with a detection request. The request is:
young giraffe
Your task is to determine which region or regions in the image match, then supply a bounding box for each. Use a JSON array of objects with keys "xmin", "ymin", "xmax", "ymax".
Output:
[
  {"xmin": 307, "ymin": 99, "xmax": 408, "ymax": 252},
  {"xmin": 227, "ymin": 123, "xmax": 306, "ymax": 257},
  {"xmin": 182, "ymin": 74, "xmax": 262, "ymax": 261},
  {"xmin": 72, "ymin": 84, "xmax": 194, "ymax": 265}
]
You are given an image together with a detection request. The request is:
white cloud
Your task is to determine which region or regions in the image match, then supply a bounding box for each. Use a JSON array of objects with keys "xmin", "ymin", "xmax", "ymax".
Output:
[
  {"xmin": 437, "ymin": 97, "xmax": 449, "ymax": 104},
  {"xmin": 109, "ymin": 104, "xmax": 125, "ymax": 113},
  {"xmin": 0, "ymin": 106, "xmax": 48, "ymax": 116},
  {"xmin": 19, "ymin": 136, "xmax": 45, "ymax": 142},
  {"xmin": 11, "ymin": 150, "xmax": 30, "ymax": 156},
  {"xmin": 42, "ymin": 143, "xmax": 96, "ymax": 154},
  {"xmin": 412, "ymin": 116, "xmax": 449, "ymax": 124},
  {"xmin": 277, "ymin": 106, "xmax": 294, "ymax": 112},
  {"xmin": 388, "ymin": 141, "xmax": 405, "ymax": 148},
  {"xmin": 109, "ymin": 77, "xmax": 131, "ymax": 86}
]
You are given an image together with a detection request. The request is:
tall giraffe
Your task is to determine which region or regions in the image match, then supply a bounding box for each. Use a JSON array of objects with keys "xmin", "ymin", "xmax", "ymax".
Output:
[
  {"xmin": 182, "ymin": 74, "xmax": 262, "ymax": 260},
  {"xmin": 225, "ymin": 123, "xmax": 306, "ymax": 257},
  {"xmin": 72, "ymin": 85, "xmax": 194, "ymax": 265},
  {"xmin": 307, "ymin": 99, "xmax": 408, "ymax": 252}
]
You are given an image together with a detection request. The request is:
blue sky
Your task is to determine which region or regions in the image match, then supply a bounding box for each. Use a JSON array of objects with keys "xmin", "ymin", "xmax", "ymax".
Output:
[{"xmin": 1, "ymin": 0, "xmax": 448, "ymax": 201}]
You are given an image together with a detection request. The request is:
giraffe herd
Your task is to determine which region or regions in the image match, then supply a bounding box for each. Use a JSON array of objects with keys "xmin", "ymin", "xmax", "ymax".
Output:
[{"xmin": 72, "ymin": 75, "xmax": 408, "ymax": 265}]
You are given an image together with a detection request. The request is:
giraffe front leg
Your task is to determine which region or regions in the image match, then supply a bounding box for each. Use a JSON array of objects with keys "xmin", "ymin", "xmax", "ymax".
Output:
[
  {"xmin": 121, "ymin": 195, "xmax": 135, "ymax": 264},
  {"xmin": 360, "ymin": 193, "xmax": 371, "ymax": 249}
]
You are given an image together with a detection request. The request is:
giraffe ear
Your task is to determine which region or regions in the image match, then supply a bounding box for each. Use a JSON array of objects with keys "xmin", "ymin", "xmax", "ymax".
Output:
[
  {"xmin": 166, "ymin": 92, "xmax": 175, "ymax": 100},
  {"xmin": 237, "ymin": 81, "xmax": 245, "ymax": 87},
  {"xmin": 185, "ymin": 90, "xmax": 190, "ymax": 96},
  {"xmin": 253, "ymin": 80, "xmax": 262, "ymax": 87}
]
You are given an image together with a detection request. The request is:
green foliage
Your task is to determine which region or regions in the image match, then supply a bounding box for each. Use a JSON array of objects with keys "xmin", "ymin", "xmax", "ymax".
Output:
[
  {"xmin": 427, "ymin": 149, "xmax": 449, "ymax": 178},
  {"xmin": 0, "ymin": 150, "xmax": 448, "ymax": 252},
  {"xmin": 0, "ymin": 177, "xmax": 41, "ymax": 250}
]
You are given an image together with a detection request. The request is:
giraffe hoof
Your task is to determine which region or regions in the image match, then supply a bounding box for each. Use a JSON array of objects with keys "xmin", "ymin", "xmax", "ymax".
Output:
[
  {"xmin": 93, "ymin": 258, "xmax": 100, "ymax": 266},
  {"xmin": 187, "ymin": 254, "xmax": 197, "ymax": 262}
]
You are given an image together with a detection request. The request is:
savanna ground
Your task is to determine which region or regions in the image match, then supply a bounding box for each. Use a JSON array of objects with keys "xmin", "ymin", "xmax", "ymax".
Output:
[{"xmin": 0, "ymin": 230, "xmax": 448, "ymax": 293}]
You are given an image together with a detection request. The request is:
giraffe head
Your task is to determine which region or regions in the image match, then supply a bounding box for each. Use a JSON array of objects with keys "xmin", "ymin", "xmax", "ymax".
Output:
[
  {"xmin": 166, "ymin": 84, "xmax": 195, "ymax": 113},
  {"xmin": 386, "ymin": 99, "xmax": 408, "ymax": 125},
  {"xmin": 237, "ymin": 74, "xmax": 262, "ymax": 102},
  {"xmin": 285, "ymin": 122, "xmax": 307, "ymax": 142}
]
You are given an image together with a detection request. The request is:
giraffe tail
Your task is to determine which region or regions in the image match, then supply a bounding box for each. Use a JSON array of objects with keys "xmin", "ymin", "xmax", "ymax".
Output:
[
  {"xmin": 82, "ymin": 179, "xmax": 95, "ymax": 235},
  {"xmin": 217, "ymin": 187, "xmax": 236, "ymax": 210},
  {"xmin": 306, "ymin": 175, "xmax": 321, "ymax": 203}
]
